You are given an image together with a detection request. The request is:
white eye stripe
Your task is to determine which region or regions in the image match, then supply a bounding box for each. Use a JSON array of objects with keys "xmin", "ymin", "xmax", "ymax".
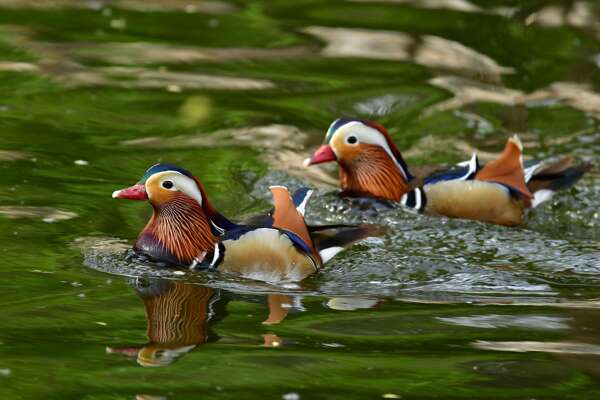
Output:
[
  {"xmin": 147, "ymin": 171, "xmax": 203, "ymax": 206},
  {"xmin": 331, "ymin": 121, "xmax": 408, "ymax": 180}
]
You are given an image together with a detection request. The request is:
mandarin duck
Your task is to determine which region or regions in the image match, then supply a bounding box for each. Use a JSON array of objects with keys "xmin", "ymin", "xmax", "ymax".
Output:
[
  {"xmin": 112, "ymin": 163, "xmax": 376, "ymax": 281},
  {"xmin": 305, "ymin": 118, "xmax": 592, "ymax": 226}
]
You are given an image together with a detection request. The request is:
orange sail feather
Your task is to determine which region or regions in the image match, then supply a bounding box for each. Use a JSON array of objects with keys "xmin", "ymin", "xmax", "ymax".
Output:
[
  {"xmin": 475, "ymin": 136, "xmax": 533, "ymax": 207},
  {"xmin": 269, "ymin": 186, "xmax": 320, "ymax": 263}
]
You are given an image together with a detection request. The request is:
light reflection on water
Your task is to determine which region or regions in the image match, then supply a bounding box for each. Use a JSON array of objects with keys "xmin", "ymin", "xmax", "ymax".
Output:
[{"xmin": 101, "ymin": 278, "xmax": 600, "ymax": 370}]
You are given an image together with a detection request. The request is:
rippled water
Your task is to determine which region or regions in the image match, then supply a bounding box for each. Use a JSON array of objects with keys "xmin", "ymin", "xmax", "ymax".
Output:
[{"xmin": 1, "ymin": 0, "xmax": 600, "ymax": 399}]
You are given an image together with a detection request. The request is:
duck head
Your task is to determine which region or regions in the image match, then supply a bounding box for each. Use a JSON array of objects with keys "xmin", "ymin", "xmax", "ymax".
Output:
[
  {"xmin": 305, "ymin": 118, "xmax": 413, "ymax": 201},
  {"xmin": 112, "ymin": 164, "xmax": 220, "ymax": 266}
]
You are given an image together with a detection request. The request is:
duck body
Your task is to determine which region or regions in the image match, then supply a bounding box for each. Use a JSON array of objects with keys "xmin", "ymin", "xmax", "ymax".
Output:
[
  {"xmin": 205, "ymin": 186, "xmax": 323, "ymax": 281},
  {"xmin": 306, "ymin": 118, "xmax": 591, "ymax": 226},
  {"xmin": 220, "ymin": 227, "xmax": 318, "ymax": 281},
  {"xmin": 113, "ymin": 164, "xmax": 374, "ymax": 282},
  {"xmin": 423, "ymin": 180, "xmax": 523, "ymax": 226}
]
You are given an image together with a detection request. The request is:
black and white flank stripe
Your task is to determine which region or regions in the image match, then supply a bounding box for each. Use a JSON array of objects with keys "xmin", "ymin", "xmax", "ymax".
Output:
[{"xmin": 400, "ymin": 187, "xmax": 427, "ymax": 213}]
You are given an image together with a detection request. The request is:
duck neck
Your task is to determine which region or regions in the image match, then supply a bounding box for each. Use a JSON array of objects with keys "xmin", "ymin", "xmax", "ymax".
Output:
[
  {"xmin": 339, "ymin": 146, "xmax": 409, "ymax": 201},
  {"xmin": 136, "ymin": 196, "xmax": 218, "ymax": 266}
]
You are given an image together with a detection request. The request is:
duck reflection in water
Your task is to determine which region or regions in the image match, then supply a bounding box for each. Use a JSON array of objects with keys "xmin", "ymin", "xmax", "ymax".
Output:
[
  {"xmin": 106, "ymin": 279, "xmax": 296, "ymax": 366},
  {"xmin": 107, "ymin": 279, "xmax": 220, "ymax": 367}
]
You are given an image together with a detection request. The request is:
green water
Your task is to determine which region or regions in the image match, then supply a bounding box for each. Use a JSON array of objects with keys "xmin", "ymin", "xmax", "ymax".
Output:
[{"xmin": 1, "ymin": 0, "xmax": 599, "ymax": 398}]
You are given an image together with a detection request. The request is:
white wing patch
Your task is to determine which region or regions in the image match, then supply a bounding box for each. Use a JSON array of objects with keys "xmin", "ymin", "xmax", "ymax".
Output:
[
  {"xmin": 209, "ymin": 243, "xmax": 221, "ymax": 268},
  {"xmin": 318, "ymin": 246, "xmax": 345, "ymax": 264},
  {"xmin": 456, "ymin": 153, "xmax": 479, "ymax": 181},
  {"xmin": 524, "ymin": 161, "xmax": 544, "ymax": 183},
  {"xmin": 296, "ymin": 189, "xmax": 313, "ymax": 216},
  {"xmin": 532, "ymin": 189, "xmax": 554, "ymax": 208}
]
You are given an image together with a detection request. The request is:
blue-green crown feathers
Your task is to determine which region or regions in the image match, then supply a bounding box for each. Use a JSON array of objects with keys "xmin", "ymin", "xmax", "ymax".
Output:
[
  {"xmin": 325, "ymin": 118, "xmax": 361, "ymax": 143},
  {"xmin": 138, "ymin": 163, "xmax": 194, "ymax": 184}
]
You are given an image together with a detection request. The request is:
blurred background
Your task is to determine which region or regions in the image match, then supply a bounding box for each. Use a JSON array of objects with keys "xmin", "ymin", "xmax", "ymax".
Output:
[{"xmin": 0, "ymin": 1, "xmax": 599, "ymax": 399}]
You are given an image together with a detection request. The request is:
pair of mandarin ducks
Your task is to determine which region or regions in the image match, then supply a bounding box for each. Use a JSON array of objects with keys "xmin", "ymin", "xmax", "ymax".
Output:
[{"xmin": 113, "ymin": 118, "xmax": 591, "ymax": 282}]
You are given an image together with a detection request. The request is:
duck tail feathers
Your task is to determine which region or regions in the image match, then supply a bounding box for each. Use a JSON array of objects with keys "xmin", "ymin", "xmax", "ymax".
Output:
[
  {"xmin": 526, "ymin": 157, "xmax": 592, "ymax": 207},
  {"xmin": 314, "ymin": 224, "xmax": 381, "ymax": 264}
]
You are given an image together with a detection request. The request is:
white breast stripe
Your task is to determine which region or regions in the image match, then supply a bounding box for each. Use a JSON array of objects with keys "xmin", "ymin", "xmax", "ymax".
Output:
[
  {"xmin": 209, "ymin": 243, "xmax": 220, "ymax": 267},
  {"xmin": 414, "ymin": 188, "xmax": 422, "ymax": 210}
]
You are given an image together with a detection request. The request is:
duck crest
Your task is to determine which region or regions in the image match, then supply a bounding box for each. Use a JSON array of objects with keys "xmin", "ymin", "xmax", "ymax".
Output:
[
  {"xmin": 136, "ymin": 194, "xmax": 217, "ymax": 266},
  {"xmin": 340, "ymin": 144, "xmax": 409, "ymax": 201}
]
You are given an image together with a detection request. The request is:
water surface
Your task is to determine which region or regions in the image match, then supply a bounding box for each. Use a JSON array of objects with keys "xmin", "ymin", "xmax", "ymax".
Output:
[{"xmin": 0, "ymin": 0, "xmax": 599, "ymax": 399}]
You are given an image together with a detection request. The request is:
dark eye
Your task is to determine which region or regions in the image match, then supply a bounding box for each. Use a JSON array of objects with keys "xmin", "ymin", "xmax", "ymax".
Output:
[
  {"xmin": 162, "ymin": 180, "xmax": 174, "ymax": 189},
  {"xmin": 346, "ymin": 135, "xmax": 358, "ymax": 144}
]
